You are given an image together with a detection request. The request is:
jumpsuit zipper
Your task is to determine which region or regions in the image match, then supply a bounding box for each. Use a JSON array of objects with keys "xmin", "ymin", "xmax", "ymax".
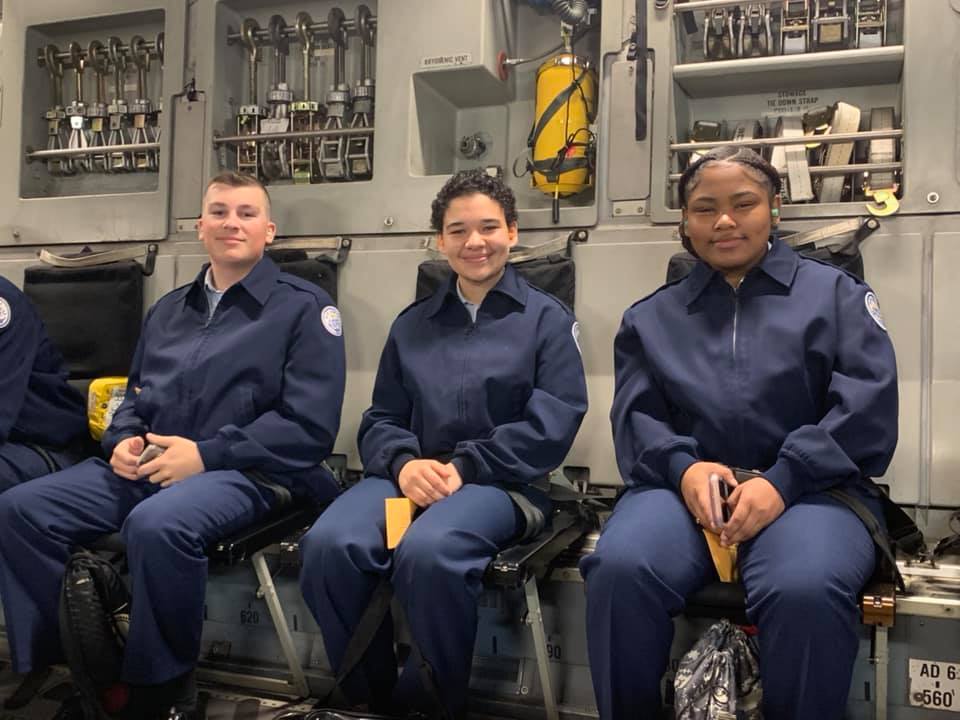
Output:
[{"xmin": 459, "ymin": 319, "xmax": 476, "ymax": 422}]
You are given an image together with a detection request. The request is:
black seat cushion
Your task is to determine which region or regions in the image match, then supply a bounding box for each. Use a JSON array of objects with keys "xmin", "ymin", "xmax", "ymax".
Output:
[{"xmin": 23, "ymin": 261, "xmax": 143, "ymax": 379}]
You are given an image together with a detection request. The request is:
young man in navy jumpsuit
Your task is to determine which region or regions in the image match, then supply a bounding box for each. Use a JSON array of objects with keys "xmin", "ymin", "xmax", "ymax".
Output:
[
  {"xmin": 299, "ymin": 169, "xmax": 588, "ymax": 717},
  {"xmin": 0, "ymin": 276, "xmax": 87, "ymax": 491},
  {"xmin": 0, "ymin": 172, "xmax": 346, "ymax": 719},
  {"xmin": 580, "ymin": 146, "xmax": 898, "ymax": 720}
]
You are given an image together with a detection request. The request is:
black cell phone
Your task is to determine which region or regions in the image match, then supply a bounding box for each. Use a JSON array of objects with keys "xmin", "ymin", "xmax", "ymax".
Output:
[
  {"xmin": 718, "ymin": 478, "xmax": 732, "ymax": 523},
  {"xmin": 732, "ymin": 467, "xmax": 764, "ymax": 483},
  {"xmin": 717, "ymin": 469, "xmax": 764, "ymax": 522}
]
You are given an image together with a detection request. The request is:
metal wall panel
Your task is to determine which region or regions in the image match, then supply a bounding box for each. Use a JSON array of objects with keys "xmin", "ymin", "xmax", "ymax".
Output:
[
  {"xmin": 564, "ymin": 231, "xmax": 682, "ymax": 484},
  {"xmin": 863, "ymin": 232, "xmax": 924, "ymax": 504},
  {"xmin": 932, "ymin": 232, "xmax": 960, "ymax": 506}
]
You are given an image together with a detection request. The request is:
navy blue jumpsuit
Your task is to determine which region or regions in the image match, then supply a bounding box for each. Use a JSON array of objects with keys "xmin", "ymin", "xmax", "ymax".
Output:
[
  {"xmin": 0, "ymin": 276, "xmax": 86, "ymax": 491},
  {"xmin": 0, "ymin": 257, "xmax": 345, "ymax": 685},
  {"xmin": 580, "ymin": 237, "xmax": 898, "ymax": 720},
  {"xmin": 299, "ymin": 265, "xmax": 587, "ymax": 715}
]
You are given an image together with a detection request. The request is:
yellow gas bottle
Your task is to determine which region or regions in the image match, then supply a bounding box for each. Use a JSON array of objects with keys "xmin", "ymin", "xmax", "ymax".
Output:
[{"xmin": 529, "ymin": 53, "xmax": 597, "ymax": 201}]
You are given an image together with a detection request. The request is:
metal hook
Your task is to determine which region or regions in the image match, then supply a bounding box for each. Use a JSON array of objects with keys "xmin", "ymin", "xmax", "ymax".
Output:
[
  {"xmin": 87, "ymin": 40, "xmax": 108, "ymax": 75},
  {"xmin": 865, "ymin": 188, "xmax": 900, "ymax": 217},
  {"xmin": 295, "ymin": 11, "xmax": 314, "ymax": 51},
  {"xmin": 240, "ymin": 18, "xmax": 261, "ymax": 60},
  {"xmin": 108, "ymin": 36, "xmax": 126, "ymax": 71},
  {"xmin": 357, "ymin": 5, "xmax": 375, "ymax": 46},
  {"xmin": 268, "ymin": 15, "xmax": 290, "ymax": 56},
  {"xmin": 130, "ymin": 35, "xmax": 150, "ymax": 71}
]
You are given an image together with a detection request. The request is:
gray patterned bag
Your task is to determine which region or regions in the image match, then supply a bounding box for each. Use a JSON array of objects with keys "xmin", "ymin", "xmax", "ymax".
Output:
[{"xmin": 674, "ymin": 620, "xmax": 763, "ymax": 720}]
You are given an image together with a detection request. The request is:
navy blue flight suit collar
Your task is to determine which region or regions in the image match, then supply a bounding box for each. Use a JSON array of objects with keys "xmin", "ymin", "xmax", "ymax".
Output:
[
  {"xmin": 424, "ymin": 262, "xmax": 529, "ymax": 318},
  {"xmin": 182, "ymin": 255, "xmax": 280, "ymax": 312},
  {"xmin": 681, "ymin": 235, "xmax": 799, "ymax": 306}
]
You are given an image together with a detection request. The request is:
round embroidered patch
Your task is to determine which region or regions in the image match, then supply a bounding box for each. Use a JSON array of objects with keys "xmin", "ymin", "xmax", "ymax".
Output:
[
  {"xmin": 321, "ymin": 305, "xmax": 343, "ymax": 336},
  {"xmin": 0, "ymin": 298, "xmax": 10, "ymax": 330},
  {"xmin": 864, "ymin": 291, "xmax": 886, "ymax": 331},
  {"xmin": 571, "ymin": 321, "xmax": 582, "ymax": 354}
]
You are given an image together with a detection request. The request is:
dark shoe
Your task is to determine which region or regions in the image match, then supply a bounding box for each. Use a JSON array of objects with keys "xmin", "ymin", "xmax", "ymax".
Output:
[
  {"xmin": 51, "ymin": 693, "xmax": 87, "ymax": 720},
  {"xmin": 164, "ymin": 685, "xmax": 206, "ymax": 720},
  {"xmin": 162, "ymin": 701, "xmax": 201, "ymax": 720},
  {"xmin": 126, "ymin": 669, "xmax": 199, "ymax": 720},
  {"xmin": 164, "ymin": 689, "xmax": 206, "ymax": 720},
  {"xmin": 4, "ymin": 666, "xmax": 52, "ymax": 709}
]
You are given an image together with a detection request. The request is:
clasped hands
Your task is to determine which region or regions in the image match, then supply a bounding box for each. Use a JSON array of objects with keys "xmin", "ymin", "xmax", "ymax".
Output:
[
  {"xmin": 109, "ymin": 433, "xmax": 205, "ymax": 488},
  {"xmin": 680, "ymin": 461, "xmax": 785, "ymax": 546},
  {"xmin": 397, "ymin": 459, "xmax": 464, "ymax": 508}
]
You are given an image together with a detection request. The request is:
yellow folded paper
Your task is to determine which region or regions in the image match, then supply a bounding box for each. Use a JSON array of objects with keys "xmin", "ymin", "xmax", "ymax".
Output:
[
  {"xmin": 702, "ymin": 529, "xmax": 738, "ymax": 583},
  {"xmin": 385, "ymin": 497, "xmax": 417, "ymax": 549}
]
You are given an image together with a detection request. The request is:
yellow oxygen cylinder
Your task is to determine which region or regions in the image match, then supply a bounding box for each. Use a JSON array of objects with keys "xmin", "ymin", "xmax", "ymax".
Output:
[{"xmin": 529, "ymin": 53, "xmax": 597, "ymax": 221}]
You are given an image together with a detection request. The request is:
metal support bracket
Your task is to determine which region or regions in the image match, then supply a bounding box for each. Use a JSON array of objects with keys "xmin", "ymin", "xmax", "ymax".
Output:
[
  {"xmin": 872, "ymin": 624, "xmax": 889, "ymax": 720},
  {"xmin": 251, "ymin": 549, "xmax": 310, "ymax": 698},
  {"xmin": 523, "ymin": 574, "xmax": 559, "ymax": 720}
]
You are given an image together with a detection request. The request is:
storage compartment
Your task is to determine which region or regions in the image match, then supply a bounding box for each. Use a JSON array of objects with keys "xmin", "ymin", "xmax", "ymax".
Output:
[
  {"xmin": 651, "ymin": 0, "xmax": 906, "ymax": 221},
  {"xmin": 210, "ymin": 0, "xmax": 379, "ymax": 185},
  {"xmin": 0, "ymin": 0, "xmax": 186, "ymax": 245},
  {"xmin": 21, "ymin": 10, "xmax": 166, "ymax": 198}
]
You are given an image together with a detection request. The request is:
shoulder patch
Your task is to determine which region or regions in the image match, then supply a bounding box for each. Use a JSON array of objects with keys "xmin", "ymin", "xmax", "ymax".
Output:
[
  {"xmin": 571, "ymin": 321, "xmax": 582, "ymax": 354},
  {"xmin": 0, "ymin": 297, "xmax": 10, "ymax": 329},
  {"xmin": 321, "ymin": 305, "xmax": 343, "ymax": 336},
  {"xmin": 864, "ymin": 291, "xmax": 886, "ymax": 331}
]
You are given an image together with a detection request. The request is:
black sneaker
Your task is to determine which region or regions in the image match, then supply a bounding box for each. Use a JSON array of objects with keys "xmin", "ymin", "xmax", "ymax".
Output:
[
  {"xmin": 3, "ymin": 666, "xmax": 52, "ymax": 709},
  {"xmin": 51, "ymin": 693, "xmax": 87, "ymax": 720},
  {"xmin": 126, "ymin": 669, "xmax": 199, "ymax": 720}
]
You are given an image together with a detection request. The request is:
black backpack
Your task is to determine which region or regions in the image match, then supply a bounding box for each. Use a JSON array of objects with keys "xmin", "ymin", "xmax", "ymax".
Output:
[{"xmin": 59, "ymin": 550, "xmax": 132, "ymax": 719}]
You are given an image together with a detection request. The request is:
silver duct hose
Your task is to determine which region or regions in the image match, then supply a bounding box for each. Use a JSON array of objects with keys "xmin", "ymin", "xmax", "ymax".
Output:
[{"xmin": 551, "ymin": 0, "xmax": 588, "ymax": 25}]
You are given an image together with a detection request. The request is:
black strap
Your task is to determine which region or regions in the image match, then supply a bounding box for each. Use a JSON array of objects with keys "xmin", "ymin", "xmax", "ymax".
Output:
[
  {"xmin": 526, "ymin": 67, "xmax": 590, "ymax": 150},
  {"xmin": 23, "ymin": 442, "xmax": 61, "ymax": 474},
  {"xmin": 529, "ymin": 155, "xmax": 591, "ymax": 183},
  {"xmin": 332, "ymin": 577, "xmax": 394, "ymax": 698},
  {"xmin": 932, "ymin": 510, "xmax": 960, "ymax": 559},
  {"xmin": 633, "ymin": 0, "xmax": 648, "ymax": 140},
  {"xmin": 330, "ymin": 577, "xmax": 451, "ymax": 720},
  {"xmin": 825, "ymin": 487, "xmax": 905, "ymax": 592},
  {"xmin": 242, "ymin": 469, "xmax": 293, "ymax": 509},
  {"xmin": 505, "ymin": 490, "xmax": 546, "ymax": 543},
  {"xmin": 877, "ymin": 491, "xmax": 925, "ymax": 557},
  {"xmin": 934, "ymin": 530, "xmax": 960, "ymax": 559}
]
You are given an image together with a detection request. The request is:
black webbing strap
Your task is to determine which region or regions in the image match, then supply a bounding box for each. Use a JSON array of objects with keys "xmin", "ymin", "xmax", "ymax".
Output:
[
  {"xmin": 634, "ymin": 0, "xmax": 648, "ymax": 140},
  {"xmin": 825, "ymin": 487, "xmax": 905, "ymax": 592},
  {"xmin": 877, "ymin": 492, "xmax": 925, "ymax": 558},
  {"xmin": 241, "ymin": 469, "xmax": 293, "ymax": 509},
  {"xmin": 23, "ymin": 442, "xmax": 61, "ymax": 474},
  {"xmin": 529, "ymin": 155, "xmax": 591, "ymax": 182},
  {"xmin": 330, "ymin": 577, "xmax": 451, "ymax": 720},
  {"xmin": 526, "ymin": 67, "xmax": 590, "ymax": 152}
]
